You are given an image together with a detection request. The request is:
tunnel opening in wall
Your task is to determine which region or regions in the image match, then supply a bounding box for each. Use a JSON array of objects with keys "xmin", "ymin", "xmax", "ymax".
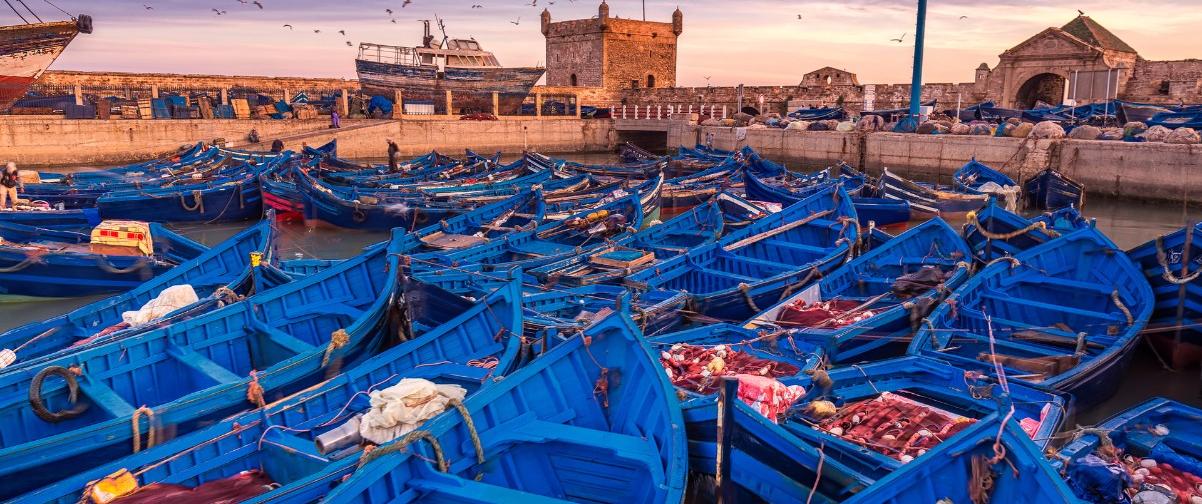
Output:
[
  {"xmin": 1015, "ymin": 73, "xmax": 1067, "ymax": 110},
  {"xmin": 616, "ymin": 130, "xmax": 667, "ymax": 154}
]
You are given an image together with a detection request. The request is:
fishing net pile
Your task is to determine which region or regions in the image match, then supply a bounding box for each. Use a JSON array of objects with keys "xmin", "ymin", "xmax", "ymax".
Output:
[
  {"xmin": 805, "ymin": 392, "xmax": 976, "ymax": 463},
  {"xmin": 777, "ymin": 299, "xmax": 875, "ymax": 329},
  {"xmin": 891, "ymin": 266, "xmax": 954, "ymax": 297},
  {"xmin": 1140, "ymin": 125, "xmax": 1173, "ymax": 142},
  {"xmin": 659, "ymin": 343, "xmax": 801, "ymax": 395},
  {"xmin": 1067, "ymin": 427, "xmax": 1202, "ymax": 504},
  {"xmin": 1167, "ymin": 127, "xmax": 1202, "ymax": 145},
  {"xmin": 102, "ymin": 469, "xmax": 274, "ymax": 504},
  {"xmin": 1029, "ymin": 121, "xmax": 1066, "ymax": 139},
  {"xmin": 1069, "ymin": 125, "xmax": 1103, "ymax": 140}
]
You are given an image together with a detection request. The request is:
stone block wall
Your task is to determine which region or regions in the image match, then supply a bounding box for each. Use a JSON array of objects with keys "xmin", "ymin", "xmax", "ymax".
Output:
[
  {"xmin": 35, "ymin": 70, "xmax": 354, "ymax": 97},
  {"xmin": 1123, "ymin": 59, "xmax": 1202, "ymax": 104}
]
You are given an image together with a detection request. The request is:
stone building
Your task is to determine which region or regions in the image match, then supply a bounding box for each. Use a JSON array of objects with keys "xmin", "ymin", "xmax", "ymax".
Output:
[{"xmin": 541, "ymin": 1, "xmax": 682, "ymax": 91}]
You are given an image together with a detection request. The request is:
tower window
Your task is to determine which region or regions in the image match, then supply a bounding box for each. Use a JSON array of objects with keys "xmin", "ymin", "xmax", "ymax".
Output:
[
  {"xmin": 631, "ymin": 79, "xmax": 640, "ymax": 90},
  {"xmin": 570, "ymin": 74, "xmax": 578, "ymax": 87},
  {"xmin": 647, "ymin": 75, "xmax": 656, "ymax": 88}
]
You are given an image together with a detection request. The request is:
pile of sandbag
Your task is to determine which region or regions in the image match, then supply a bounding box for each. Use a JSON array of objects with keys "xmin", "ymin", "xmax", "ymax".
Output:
[
  {"xmin": 1139, "ymin": 125, "xmax": 1172, "ymax": 142},
  {"xmin": 835, "ymin": 120, "xmax": 855, "ymax": 132},
  {"xmin": 1068, "ymin": 125, "xmax": 1102, "ymax": 140},
  {"xmin": 786, "ymin": 120, "xmax": 809, "ymax": 131},
  {"xmin": 856, "ymin": 115, "xmax": 886, "ymax": 132},
  {"xmin": 700, "ymin": 117, "xmax": 722, "ymax": 126},
  {"xmin": 916, "ymin": 120, "xmax": 951, "ymax": 134},
  {"xmin": 1166, "ymin": 127, "xmax": 1202, "ymax": 144},
  {"xmin": 950, "ymin": 123, "xmax": 971, "ymax": 135},
  {"xmin": 969, "ymin": 123, "xmax": 993, "ymax": 136},
  {"xmin": 1098, "ymin": 127, "xmax": 1124, "ymax": 141},
  {"xmin": 1123, "ymin": 121, "xmax": 1147, "ymax": 140},
  {"xmin": 1029, "ymin": 121, "xmax": 1065, "ymax": 139}
]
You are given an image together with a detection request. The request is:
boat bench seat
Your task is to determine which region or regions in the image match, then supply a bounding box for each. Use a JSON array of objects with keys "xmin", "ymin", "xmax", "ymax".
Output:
[
  {"xmin": 695, "ymin": 267, "xmax": 761, "ymax": 285},
  {"xmin": 261, "ymin": 429, "xmax": 329, "ymax": 462},
  {"xmin": 168, "ymin": 346, "xmax": 244, "ymax": 384},
  {"xmin": 285, "ymin": 302, "xmax": 364, "ymax": 321},
  {"xmin": 258, "ymin": 326, "xmax": 319, "ymax": 355},
  {"xmin": 980, "ymin": 293, "xmax": 1121, "ymax": 324},
  {"xmin": 474, "ymin": 419, "xmax": 664, "ymax": 477},
  {"xmin": 78, "ymin": 378, "xmax": 136, "ymax": 418},
  {"xmin": 408, "ymin": 471, "xmax": 569, "ymax": 504},
  {"xmin": 1013, "ymin": 276, "xmax": 1114, "ymax": 296},
  {"xmin": 716, "ymin": 253, "xmax": 795, "ymax": 273},
  {"xmin": 960, "ymin": 311, "xmax": 1117, "ymax": 349},
  {"xmin": 760, "ymin": 238, "xmax": 829, "ymax": 256}
]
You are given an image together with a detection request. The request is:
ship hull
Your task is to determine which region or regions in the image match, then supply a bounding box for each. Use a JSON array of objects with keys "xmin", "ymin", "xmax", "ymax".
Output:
[
  {"xmin": 356, "ymin": 59, "xmax": 545, "ymax": 114},
  {"xmin": 0, "ymin": 21, "xmax": 80, "ymax": 111}
]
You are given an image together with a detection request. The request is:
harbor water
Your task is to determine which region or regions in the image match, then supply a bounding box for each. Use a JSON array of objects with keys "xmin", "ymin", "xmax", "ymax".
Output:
[{"xmin": 2, "ymin": 153, "xmax": 1199, "ymax": 429}]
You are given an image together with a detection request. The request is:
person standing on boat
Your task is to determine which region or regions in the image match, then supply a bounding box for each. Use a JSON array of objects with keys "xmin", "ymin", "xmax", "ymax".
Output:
[
  {"xmin": 0, "ymin": 162, "xmax": 23, "ymax": 209},
  {"xmin": 331, "ymin": 110, "xmax": 342, "ymax": 129},
  {"xmin": 387, "ymin": 140, "xmax": 400, "ymax": 171}
]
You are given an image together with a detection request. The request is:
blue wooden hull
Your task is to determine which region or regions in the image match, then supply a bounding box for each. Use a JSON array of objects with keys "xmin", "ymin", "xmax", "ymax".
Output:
[
  {"xmin": 97, "ymin": 174, "xmax": 264, "ymax": 223},
  {"xmin": 1127, "ymin": 222, "xmax": 1202, "ymax": 368},
  {"xmin": 0, "ymin": 237, "xmax": 401, "ymax": 496},
  {"xmin": 745, "ymin": 218, "xmax": 972, "ymax": 362},
  {"xmin": 962, "ymin": 198, "xmax": 1088, "ymax": 263},
  {"xmin": 952, "ymin": 158, "xmax": 1017, "ymax": 194},
  {"xmin": 0, "ymin": 218, "xmax": 275, "ymax": 369},
  {"xmin": 744, "ymin": 170, "xmax": 909, "ymax": 226},
  {"xmin": 911, "ymin": 225, "xmax": 1154, "ymax": 407},
  {"xmin": 0, "ymin": 208, "xmax": 99, "ymax": 229},
  {"xmin": 0, "ymin": 221, "xmax": 207, "ymax": 298},
  {"xmin": 17, "ymin": 278, "xmax": 525, "ymax": 503},
  {"xmin": 1024, "ymin": 167, "xmax": 1084, "ymax": 211},
  {"xmin": 879, "ymin": 167, "xmax": 988, "ymax": 219},
  {"xmin": 318, "ymin": 311, "xmax": 686, "ymax": 504}
]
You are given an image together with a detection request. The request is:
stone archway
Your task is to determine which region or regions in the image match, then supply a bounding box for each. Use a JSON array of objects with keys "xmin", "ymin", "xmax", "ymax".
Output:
[{"xmin": 1015, "ymin": 73, "xmax": 1067, "ymax": 109}]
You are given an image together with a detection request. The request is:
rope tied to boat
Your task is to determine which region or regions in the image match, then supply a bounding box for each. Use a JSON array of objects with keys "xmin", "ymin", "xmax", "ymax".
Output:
[
  {"xmin": 966, "ymin": 210, "xmax": 1055, "ymax": 241},
  {"xmin": 1154, "ymin": 235, "xmax": 1202, "ymax": 285},
  {"xmin": 983, "ymin": 256, "xmax": 1022, "ymax": 270},
  {"xmin": 447, "ymin": 399, "xmax": 486, "ymax": 481},
  {"xmin": 320, "ymin": 329, "xmax": 350, "ymax": 368},
  {"xmin": 581, "ymin": 335, "xmax": 611, "ymax": 409},
  {"xmin": 1111, "ymin": 290, "xmax": 1134, "ymax": 326},
  {"xmin": 131, "ymin": 406, "xmax": 156, "ymax": 453},
  {"xmin": 357, "ymin": 430, "xmax": 448, "ymax": 471},
  {"xmin": 213, "ymin": 286, "xmax": 243, "ymax": 308},
  {"xmin": 180, "ymin": 190, "xmax": 205, "ymax": 213},
  {"xmin": 95, "ymin": 256, "xmax": 150, "ymax": 275},
  {"xmin": 737, "ymin": 283, "xmax": 761, "ymax": 312},
  {"xmin": 0, "ymin": 247, "xmax": 50, "ymax": 273},
  {"xmin": 246, "ymin": 370, "xmax": 266, "ymax": 408},
  {"xmin": 29, "ymin": 365, "xmax": 89, "ymax": 422}
]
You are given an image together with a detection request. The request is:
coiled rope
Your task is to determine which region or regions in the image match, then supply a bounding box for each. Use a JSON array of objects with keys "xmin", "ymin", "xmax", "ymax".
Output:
[
  {"xmin": 320, "ymin": 328, "xmax": 350, "ymax": 368},
  {"xmin": 357, "ymin": 430, "xmax": 447, "ymax": 471},
  {"xmin": 132, "ymin": 406, "xmax": 156, "ymax": 453},
  {"xmin": 448, "ymin": 399, "xmax": 486, "ymax": 481},
  {"xmin": 967, "ymin": 211, "xmax": 1056, "ymax": 241},
  {"xmin": 180, "ymin": 190, "xmax": 205, "ymax": 213},
  {"xmin": 1154, "ymin": 236, "xmax": 1202, "ymax": 285}
]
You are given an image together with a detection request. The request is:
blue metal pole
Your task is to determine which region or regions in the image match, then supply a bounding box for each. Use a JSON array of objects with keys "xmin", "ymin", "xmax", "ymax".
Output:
[{"xmin": 907, "ymin": 0, "xmax": 928, "ymax": 123}]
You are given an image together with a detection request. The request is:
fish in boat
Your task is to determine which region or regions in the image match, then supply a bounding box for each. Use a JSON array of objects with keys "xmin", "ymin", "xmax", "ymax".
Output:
[
  {"xmin": 0, "ymin": 207, "xmax": 100, "ymax": 229},
  {"xmin": 1024, "ymin": 167, "xmax": 1085, "ymax": 211},
  {"xmin": 411, "ymin": 188, "xmax": 651, "ymax": 276},
  {"xmin": 952, "ymin": 158, "xmax": 1019, "ymax": 210},
  {"xmin": 530, "ymin": 200, "xmax": 725, "ymax": 287},
  {"xmin": 744, "ymin": 169, "xmax": 910, "ymax": 226},
  {"xmin": 315, "ymin": 309, "xmax": 688, "ymax": 504},
  {"xmin": 96, "ymin": 171, "xmax": 266, "ymax": 223},
  {"xmin": 910, "ymin": 225, "xmax": 1154, "ymax": 407},
  {"xmin": 0, "ymin": 220, "xmax": 208, "ymax": 299},
  {"xmin": 879, "ymin": 167, "xmax": 989, "ymax": 219},
  {"xmin": 745, "ymin": 218, "xmax": 972, "ymax": 362},
  {"xmin": 1055, "ymin": 397, "xmax": 1202, "ymax": 504},
  {"xmin": 1126, "ymin": 222, "xmax": 1202, "ymax": 370},
  {"xmin": 0, "ymin": 216, "xmax": 277, "ymax": 371},
  {"xmin": 625, "ymin": 184, "xmax": 858, "ymax": 323},
  {"xmin": 16, "ymin": 277, "xmax": 524, "ymax": 504},
  {"xmin": 684, "ymin": 365, "xmax": 1073, "ymax": 503},
  {"xmin": 961, "ymin": 197, "xmax": 1088, "ymax": 263},
  {"xmin": 0, "ymin": 234, "xmax": 404, "ymax": 496}
]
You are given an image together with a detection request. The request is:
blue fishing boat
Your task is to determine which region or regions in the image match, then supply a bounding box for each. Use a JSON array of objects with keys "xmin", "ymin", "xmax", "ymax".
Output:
[
  {"xmin": 1056, "ymin": 398, "xmax": 1202, "ymax": 504},
  {"xmin": 625, "ymin": 184, "xmax": 858, "ymax": 322},
  {"xmin": 530, "ymin": 200, "xmax": 724, "ymax": 287},
  {"xmin": 744, "ymin": 169, "xmax": 910, "ymax": 226},
  {"xmin": 295, "ymin": 168, "xmax": 465, "ymax": 230},
  {"xmin": 0, "ymin": 207, "xmax": 100, "ymax": 229},
  {"xmin": 16, "ymin": 277, "xmax": 524, "ymax": 504},
  {"xmin": 879, "ymin": 167, "xmax": 989, "ymax": 219},
  {"xmin": 0, "ymin": 235, "xmax": 402, "ymax": 496},
  {"xmin": 744, "ymin": 218, "xmax": 972, "ymax": 362},
  {"xmin": 0, "ymin": 216, "xmax": 276, "ymax": 371},
  {"xmin": 317, "ymin": 310, "xmax": 687, "ymax": 504},
  {"xmin": 952, "ymin": 158, "xmax": 1017, "ymax": 194},
  {"xmin": 96, "ymin": 172, "xmax": 265, "ymax": 223},
  {"xmin": 962, "ymin": 197, "xmax": 1088, "ymax": 263},
  {"xmin": 910, "ymin": 225, "xmax": 1154, "ymax": 407},
  {"xmin": 1024, "ymin": 167, "xmax": 1085, "ymax": 211},
  {"xmin": 0, "ymin": 221, "xmax": 207, "ymax": 299},
  {"xmin": 1127, "ymin": 222, "xmax": 1202, "ymax": 369}
]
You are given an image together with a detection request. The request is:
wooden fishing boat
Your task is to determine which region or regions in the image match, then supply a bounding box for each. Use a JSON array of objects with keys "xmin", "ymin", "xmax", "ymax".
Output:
[
  {"xmin": 16, "ymin": 277, "xmax": 524, "ymax": 504},
  {"xmin": 1127, "ymin": 222, "xmax": 1202, "ymax": 369},
  {"xmin": 530, "ymin": 201, "xmax": 724, "ymax": 287},
  {"xmin": 1024, "ymin": 167, "xmax": 1085, "ymax": 211},
  {"xmin": 879, "ymin": 167, "xmax": 989, "ymax": 219},
  {"xmin": 412, "ymin": 186, "xmax": 652, "ymax": 275},
  {"xmin": 0, "ymin": 220, "xmax": 207, "ymax": 299},
  {"xmin": 744, "ymin": 169, "xmax": 910, "ymax": 226},
  {"xmin": 952, "ymin": 158, "xmax": 1017, "ymax": 193},
  {"xmin": 909, "ymin": 225, "xmax": 1154, "ymax": 407},
  {"xmin": 745, "ymin": 218, "xmax": 972, "ymax": 362},
  {"xmin": 625, "ymin": 184, "xmax": 858, "ymax": 323},
  {"xmin": 0, "ymin": 207, "xmax": 99, "ymax": 229},
  {"xmin": 961, "ymin": 197, "xmax": 1088, "ymax": 263},
  {"xmin": 0, "ymin": 236, "xmax": 402, "ymax": 496},
  {"xmin": 295, "ymin": 168, "xmax": 465, "ymax": 230},
  {"xmin": 355, "ymin": 21, "xmax": 544, "ymax": 114},
  {"xmin": 0, "ymin": 216, "xmax": 276, "ymax": 371},
  {"xmin": 0, "ymin": 17, "xmax": 91, "ymax": 112},
  {"xmin": 96, "ymin": 172, "xmax": 265, "ymax": 223},
  {"xmin": 1055, "ymin": 397, "xmax": 1202, "ymax": 504},
  {"xmin": 316, "ymin": 310, "xmax": 687, "ymax": 504}
]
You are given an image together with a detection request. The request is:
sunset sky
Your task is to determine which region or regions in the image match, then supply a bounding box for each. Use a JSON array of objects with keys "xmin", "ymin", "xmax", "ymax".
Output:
[{"xmin": 10, "ymin": 0, "xmax": 1202, "ymax": 86}]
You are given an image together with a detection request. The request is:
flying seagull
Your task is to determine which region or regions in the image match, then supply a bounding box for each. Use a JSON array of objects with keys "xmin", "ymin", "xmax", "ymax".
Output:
[
  {"xmin": 346, "ymin": 41, "xmax": 353, "ymax": 46},
  {"xmin": 252, "ymin": 1, "xmax": 263, "ymax": 8},
  {"xmin": 338, "ymin": 29, "xmax": 346, "ymax": 35},
  {"xmin": 1078, "ymin": 9, "xmax": 1085, "ymax": 16},
  {"xmin": 385, "ymin": 8, "xmax": 393, "ymax": 14},
  {"xmin": 890, "ymin": 33, "xmax": 906, "ymax": 43},
  {"xmin": 959, "ymin": 15, "xmax": 968, "ymax": 20},
  {"xmin": 471, "ymin": 4, "xmax": 483, "ymax": 8},
  {"xmin": 402, "ymin": 0, "xmax": 412, "ymax": 7},
  {"xmin": 510, "ymin": 17, "xmax": 520, "ymax": 25},
  {"xmin": 212, "ymin": 8, "xmax": 227, "ymax": 15},
  {"xmin": 283, "ymin": 24, "xmax": 292, "ymax": 29},
  {"xmin": 314, "ymin": 29, "xmax": 321, "ymax": 33},
  {"xmin": 143, "ymin": 4, "xmax": 153, "ymax": 9}
]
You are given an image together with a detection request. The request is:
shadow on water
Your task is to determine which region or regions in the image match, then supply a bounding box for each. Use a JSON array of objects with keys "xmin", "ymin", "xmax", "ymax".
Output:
[{"xmin": 1, "ymin": 152, "xmax": 1199, "ymax": 430}]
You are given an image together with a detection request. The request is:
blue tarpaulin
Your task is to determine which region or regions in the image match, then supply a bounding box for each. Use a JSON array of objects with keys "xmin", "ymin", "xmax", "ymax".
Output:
[{"xmin": 367, "ymin": 96, "xmax": 393, "ymax": 116}]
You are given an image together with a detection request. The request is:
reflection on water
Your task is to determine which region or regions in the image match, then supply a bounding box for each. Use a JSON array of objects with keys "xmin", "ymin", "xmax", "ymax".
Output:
[{"xmin": 1, "ymin": 152, "xmax": 1199, "ymax": 426}]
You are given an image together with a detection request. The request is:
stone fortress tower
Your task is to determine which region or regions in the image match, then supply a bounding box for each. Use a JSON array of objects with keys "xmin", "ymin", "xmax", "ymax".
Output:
[{"xmin": 541, "ymin": 1, "xmax": 682, "ymax": 92}]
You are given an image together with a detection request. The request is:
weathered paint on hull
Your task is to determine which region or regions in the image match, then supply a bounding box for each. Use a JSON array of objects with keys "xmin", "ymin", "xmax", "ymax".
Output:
[
  {"xmin": 356, "ymin": 59, "xmax": 544, "ymax": 112},
  {"xmin": 0, "ymin": 21, "xmax": 80, "ymax": 111}
]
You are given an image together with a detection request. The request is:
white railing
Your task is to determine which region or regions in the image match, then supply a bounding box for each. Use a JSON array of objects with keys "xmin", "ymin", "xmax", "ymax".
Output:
[{"xmin": 612, "ymin": 104, "xmax": 729, "ymax": 120}]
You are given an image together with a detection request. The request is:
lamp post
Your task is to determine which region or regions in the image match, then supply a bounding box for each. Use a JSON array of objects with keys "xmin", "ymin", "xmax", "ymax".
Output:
[{"xmin": 904, "ymin": 0, "xmax": 928, "ymax": 130}]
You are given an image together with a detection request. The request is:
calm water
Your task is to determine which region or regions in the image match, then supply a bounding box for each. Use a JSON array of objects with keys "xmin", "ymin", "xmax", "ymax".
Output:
[{"xmin": 2, "ymin": 152, "xmax": 1199, "ymax": 428}]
